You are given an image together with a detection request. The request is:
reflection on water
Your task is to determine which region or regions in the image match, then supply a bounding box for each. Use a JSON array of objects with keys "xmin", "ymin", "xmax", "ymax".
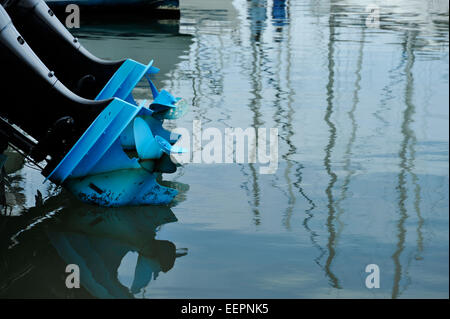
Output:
[
  {"xmin": 245, "ymin": 0, "xmax": 265, "ymax": 226},
  {"xmin": 1, "ymin": 0, "xmax": 448, "ymax": 298},
  {"xmin": 0, "ymin": 192, "xmax": 187, "ymax": 298}
]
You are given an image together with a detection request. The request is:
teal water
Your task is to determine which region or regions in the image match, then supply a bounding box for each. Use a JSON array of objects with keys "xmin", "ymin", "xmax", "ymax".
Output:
[{"xmin": 1, "ymin": 0, "xmax": 448, "ymax": 298}]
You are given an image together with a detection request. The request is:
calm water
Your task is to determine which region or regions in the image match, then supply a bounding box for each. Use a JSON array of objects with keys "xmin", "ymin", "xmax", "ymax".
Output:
[{"xmin": 1, "ymin": 0, "xmax": 449, "ymax": 298}]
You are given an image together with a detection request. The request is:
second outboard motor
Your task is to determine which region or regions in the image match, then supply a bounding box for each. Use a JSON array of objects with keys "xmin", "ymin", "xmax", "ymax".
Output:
[
  {"xmin": 0, "ymin": 4, "xmax": 112, "ymax": 173},
  {"xmin": 5, "ymin": 0, "xmax": 188, "ymax": 119}
]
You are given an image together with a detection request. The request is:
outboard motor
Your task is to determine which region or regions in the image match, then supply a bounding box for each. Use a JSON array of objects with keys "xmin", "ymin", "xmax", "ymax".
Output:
[
  {"xmin": 0, "ymin": 3, "xmax": 189, "ymax": 206},
  {"xmin": 0, "ymin": 4, "xmax": 112, "ymax": 173},
  {"xmin": 5, "ymin": 0, "xmax": 188, "ymax": 115}
]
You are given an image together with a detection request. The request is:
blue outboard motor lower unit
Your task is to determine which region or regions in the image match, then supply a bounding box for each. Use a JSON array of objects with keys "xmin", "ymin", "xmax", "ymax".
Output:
[{"xmin": 0, "ymin": 0, "xmax": 188, "ymax": 206}]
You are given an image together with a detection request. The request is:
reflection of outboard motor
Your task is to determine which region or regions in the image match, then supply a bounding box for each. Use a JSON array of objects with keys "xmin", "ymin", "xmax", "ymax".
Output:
[
  {"xmin": 0, "ymin": 2, "xmax": 189, "ymax": 206},
  {"xmin": 46, "ymin": 202, "xmax": 187, "ymax": 297},
  {"xmin": 0, "ymin": 192, "xmax": 188, "ymax": 298}
]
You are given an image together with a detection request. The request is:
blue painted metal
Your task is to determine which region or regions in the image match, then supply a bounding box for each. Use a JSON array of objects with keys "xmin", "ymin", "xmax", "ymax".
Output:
[
  {"xmin": 1, "ymin": 0, "xmax": 187, "ymax": 207},
  {"xmin": 153, "ymin": 97, "xmax": 189, "ymax": 120},
  {"xmin": 46, "ymin": 85, "xmax": 188, "ymax": 206},
  {"xmin": 134, "ymin": 116, "xmax": 164, "ymax": 160},
  {"xmin": 65, "ymin": 164, "xmax": 178, "ymax": 206},
  {"xmin": 94, "ymin": 58, "xmax": 185, "ymax": 151},
  {"xmin": 96, "ymin": 59, "xmax": 187, "ymax": 119},
  {"xmin": 95, "ymin": 59, "xmax": 159, "ymax": 102},
  {"xmin": 41, "ymin": 41, "xmax": 189, "ymax": 206}
]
